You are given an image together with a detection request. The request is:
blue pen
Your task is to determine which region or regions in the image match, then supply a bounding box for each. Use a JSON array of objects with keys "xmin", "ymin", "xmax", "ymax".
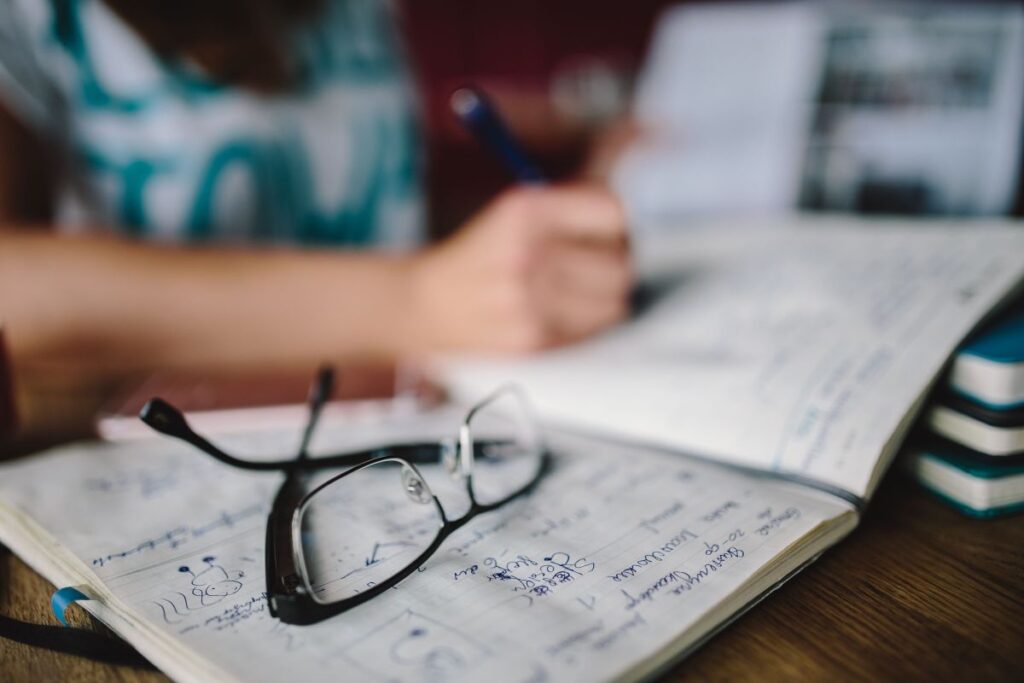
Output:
[{"xmin": 450, "ymin": 86, "xmax": 546, "ymax": 184}]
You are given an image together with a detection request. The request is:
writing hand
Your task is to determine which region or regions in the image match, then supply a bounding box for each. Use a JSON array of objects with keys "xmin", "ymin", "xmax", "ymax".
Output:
[{"xmin": 410, "ymin": 184, "xmax": 632, "ymax": 353}]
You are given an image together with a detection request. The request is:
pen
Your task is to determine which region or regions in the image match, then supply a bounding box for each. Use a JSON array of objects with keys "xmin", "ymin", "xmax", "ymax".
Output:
[{"xmin": 450, "ymin": 86, "xmax": 546, "ymax": 184}]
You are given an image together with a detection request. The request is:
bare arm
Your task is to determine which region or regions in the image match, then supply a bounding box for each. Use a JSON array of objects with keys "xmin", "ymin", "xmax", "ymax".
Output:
[
  {"xmin": 1, "ymin": 186, "xmax": 631, "ymax": 368},
  {"xmin": 0, "ymin": 232, "xmax": 420, "ymax": 373}
]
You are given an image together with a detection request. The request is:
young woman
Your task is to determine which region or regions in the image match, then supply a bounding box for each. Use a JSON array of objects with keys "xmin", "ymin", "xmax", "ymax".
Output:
[{"xmin": 0, "ymin": 0, "xmax": 631, "ymax": 437}]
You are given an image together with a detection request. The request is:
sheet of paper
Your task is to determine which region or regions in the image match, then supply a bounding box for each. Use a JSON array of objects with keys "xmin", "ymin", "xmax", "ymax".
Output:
[
  {"xmin": 613, "ymin": 3, "xmax": 821, "ymax": 225},
  {"xmin": 441, "ymin": 218, "xmax": 1024, "ymax": 500},
  {"xmin": 0, "ymin": 407, "xmax": 853, "ymax": 683}
]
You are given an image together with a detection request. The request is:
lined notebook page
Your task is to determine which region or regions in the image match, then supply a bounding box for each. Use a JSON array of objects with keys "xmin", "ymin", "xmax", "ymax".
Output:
[
  {"xmin": 0, "ymin": 407, "xmax": 853, "ymax": 683},
  {"xmin": 442, "ymin": 220, "xmax": 1024, "ymax": 500}
]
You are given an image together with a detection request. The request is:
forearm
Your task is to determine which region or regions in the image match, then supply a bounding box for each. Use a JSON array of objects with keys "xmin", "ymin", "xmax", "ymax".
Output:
[{"xmin": 0, "ymin": 231, "xmax": 419, "ymax": 377}]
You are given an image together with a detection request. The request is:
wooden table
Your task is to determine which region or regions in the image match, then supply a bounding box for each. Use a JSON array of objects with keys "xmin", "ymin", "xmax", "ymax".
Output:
[{"xmin": 2, "ymin": 468, "xmax": 1021, "ymax": 682}]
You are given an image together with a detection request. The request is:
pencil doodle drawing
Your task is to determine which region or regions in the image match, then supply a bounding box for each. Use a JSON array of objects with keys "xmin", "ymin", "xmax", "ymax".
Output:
[
  {"xmin": 342, "ymin": 610, "xmax": 492, "ymax": 683},
  {"xmin": 151, "ymin": 556, "xmax": 245, "ymax": 624},
  {"xmin": 180, "ymin": 556, "xmax": 245, "ymax": 605}
]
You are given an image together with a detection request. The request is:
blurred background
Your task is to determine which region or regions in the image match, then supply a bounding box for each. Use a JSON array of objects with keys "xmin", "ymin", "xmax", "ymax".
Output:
[{"xmin": 398, "ymin": 0, "xmax": 1024, "ymax": 235}]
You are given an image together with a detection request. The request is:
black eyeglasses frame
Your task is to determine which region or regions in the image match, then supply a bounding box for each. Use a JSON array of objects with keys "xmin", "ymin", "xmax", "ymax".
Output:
[{"xmin": 139, "ymin": 368, "xmax": 551, "ymax": 626}]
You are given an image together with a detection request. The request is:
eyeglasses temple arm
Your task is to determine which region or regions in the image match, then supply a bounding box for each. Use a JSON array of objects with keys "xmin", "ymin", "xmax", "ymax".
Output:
[
  {"xmin": 139, "ymin": 398, "xmax": 284, "ymax": 471},
  {"xmin": 297, "ymin": 366, "xmax": 334, "ymax": 461},
  {"xmin": 139, "ymin": 398, "xmax": 465, "ymax": 472}
]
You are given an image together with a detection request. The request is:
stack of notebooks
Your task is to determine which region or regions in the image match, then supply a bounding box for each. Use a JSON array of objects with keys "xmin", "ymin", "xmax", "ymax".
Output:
[{"xmin": 912, "ymin": 301, "xmax": 1024, "ymax": 517}]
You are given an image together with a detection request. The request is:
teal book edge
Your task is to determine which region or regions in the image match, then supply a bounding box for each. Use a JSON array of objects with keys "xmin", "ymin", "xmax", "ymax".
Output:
[
  {"xmin": 936, "ymin": 391, "xmax": 1024, "ymax": 429},
  {"xmin": 910, "ymin": 437, "xmax": 1024, "ymax": 517},
  {"xmin": 950, "ymin": 296, "xmax": 1024, "ymax": 410},
  {"xmin": 919, "ymin": 438, "xmax": 1024, "ymax": 477},
  {"xmin": 948, "ymin": 388, "xmax": 1024, "ymax": 413},
  {"xmin": 959, "ymin": 298, "xmax": 1024, "ymax": 365},
  {"xmin": 915, "ymin": 482, "xmax": 1024, "ymax": 519}
]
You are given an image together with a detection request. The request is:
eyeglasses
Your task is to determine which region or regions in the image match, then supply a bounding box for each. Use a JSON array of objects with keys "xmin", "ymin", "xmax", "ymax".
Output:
[{"xmin": 139, "ymin": 368, "xmax": 551, "ymax": 625}]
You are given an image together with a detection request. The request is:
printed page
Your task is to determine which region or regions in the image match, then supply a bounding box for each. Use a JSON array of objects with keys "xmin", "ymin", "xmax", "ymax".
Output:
[
  {"xmin": 0, "ymin": 407, "xmax": 854, "ymax": 683},
  {"xmin": 441, "ymin": 218, "xmax": 1024, "ymax": 500}
]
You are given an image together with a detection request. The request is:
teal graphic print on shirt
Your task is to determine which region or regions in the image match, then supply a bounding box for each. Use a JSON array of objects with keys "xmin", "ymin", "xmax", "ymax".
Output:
[{"xmin": 0, "ymin": 0, "xmax": 424, "ymax": 247}]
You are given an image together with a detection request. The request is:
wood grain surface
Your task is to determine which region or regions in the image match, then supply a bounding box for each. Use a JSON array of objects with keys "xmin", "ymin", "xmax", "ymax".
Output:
[{"xmin": 1, "ymin": 469, "xmax": 1021, "ymax": 683}]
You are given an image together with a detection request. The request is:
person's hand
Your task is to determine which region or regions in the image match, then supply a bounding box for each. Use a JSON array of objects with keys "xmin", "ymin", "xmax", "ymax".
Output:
[{"xmin": 409, "ymin": 183, "xmax": 632, "ymax": 354}]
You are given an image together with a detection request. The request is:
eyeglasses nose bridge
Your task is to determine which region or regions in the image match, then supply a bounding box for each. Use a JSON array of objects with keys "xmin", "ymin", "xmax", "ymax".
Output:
[
  {"xmin": 440, "ymin": 437, "xmax": 461, "ymax": 480},
  {"xmin": 458, "ymin": 424, "xmax": 474, "ymax": 479}
]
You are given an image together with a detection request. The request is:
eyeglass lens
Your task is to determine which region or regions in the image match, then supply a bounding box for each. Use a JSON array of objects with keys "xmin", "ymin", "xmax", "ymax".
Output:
[
  {"xmin": 465, "ymin": 389, "xmax": 544, "ymax": 506},
  {"xmin": 295, "ymin": 389, "xmax": 544, "ymax": 608},
  {"xmin": 297, "ymin": 459, "xmax": 444, "ymax": 605}
]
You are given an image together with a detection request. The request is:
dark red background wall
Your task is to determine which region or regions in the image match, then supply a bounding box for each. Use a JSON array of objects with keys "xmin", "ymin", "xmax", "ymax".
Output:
[{"xmin": 398, "ymin": 0, "xmax": 678, "ymax": 233}]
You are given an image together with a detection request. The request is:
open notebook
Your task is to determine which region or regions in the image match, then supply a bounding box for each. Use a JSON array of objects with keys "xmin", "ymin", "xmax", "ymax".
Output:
[
  {"xmin": 1, "ymin": 217, "xmax": 1022, "ymax": 683},
  {"xmin": 441, "ymin": 217, "xmax": 1024, "ymax": 505}
]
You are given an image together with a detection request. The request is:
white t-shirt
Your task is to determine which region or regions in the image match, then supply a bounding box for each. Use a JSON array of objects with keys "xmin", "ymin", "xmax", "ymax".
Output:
[{"xmin": 0, "ymin": 0, "xmax": 425, "ymax": 247}]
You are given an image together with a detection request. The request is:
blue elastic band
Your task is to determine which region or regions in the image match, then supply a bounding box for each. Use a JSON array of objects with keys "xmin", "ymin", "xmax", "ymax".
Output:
[{"xmin": 51, "ymin": 586, "xmax": 89, "ymax": 626}]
